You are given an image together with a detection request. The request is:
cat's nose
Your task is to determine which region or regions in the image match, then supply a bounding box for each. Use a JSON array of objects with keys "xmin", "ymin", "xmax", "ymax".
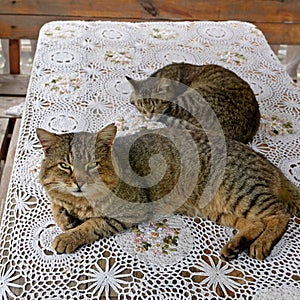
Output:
[
  {"xmin": 145, "ymin": 112, "xmax": 153, "ymax": 119},
  {"xmin": 76, "ymin": 180, "xmax": 85, "ymax": 190}
]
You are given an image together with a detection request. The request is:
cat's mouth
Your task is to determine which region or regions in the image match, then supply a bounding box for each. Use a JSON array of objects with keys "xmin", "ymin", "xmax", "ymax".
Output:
[
  {"xmin": 145, "ymin": 112, "xmax": 154, "ymax": 119},
  {"xmin": 71, "ymin": 190, "xmax": 85, "ymax": 197},
  {"xmin": 71, "ymin": 186, "xmax": 87, "ymax": 197},
  {"xmin": 70, "ymin": 187, "xmax": 104, "ymax": 198},
  {"xmin": 144, "ymin": 112, "xmax": 161, "ymax": 121}
]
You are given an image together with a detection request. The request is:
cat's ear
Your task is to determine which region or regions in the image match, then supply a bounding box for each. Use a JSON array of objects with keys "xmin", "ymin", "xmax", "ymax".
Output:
[
  {"xmin": 96, "ymin": 123, "xmax": 117, "ymax": 148},
  {"xmin": 36, "ymin": 128, "xmax": 60, "ymax": 151},
  {"xmin": 125, "ymin": 76, "xmax": 140, "ymax": 90}
]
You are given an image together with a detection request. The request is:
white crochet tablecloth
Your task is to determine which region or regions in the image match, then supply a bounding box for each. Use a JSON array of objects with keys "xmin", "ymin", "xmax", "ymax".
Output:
[{"xmin": 1, "ymin": 21, "xmax": 300, "ymax": 300}]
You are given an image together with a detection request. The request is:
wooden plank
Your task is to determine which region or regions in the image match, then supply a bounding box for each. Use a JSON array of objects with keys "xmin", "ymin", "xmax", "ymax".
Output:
[
  {"xmin": 0, "ymin": 15, "xmax": 300, "ymax": 44},
  {"xmin": 2, "ymin": 0, "xmax": 148, "ymax": 18},
  {"xmin": 0, "ymin": 96, "xmax": 25, "ymax": 118},
  {"xmin": 0, "ymin": 74, "xmax": 29, "ymax": 96},
  {"xmin": 256, "ymin": 22, "xmax": 300, "ymax": 45},
  {"xmin": 1, "ymin": 0, "xmax": 299, "ymax": 22},
  {"xmin": 0, "ymin": 0, "xmax": 300, "ymax": 43},
  {"xmin": 0, "ymin": 118, "xmax": 9, "ymax": 159},
  {"xmin": 0, "ymin": 118, "xmax": 21, "ymax": 219},
  {"xmin": 0, "ymin": 14, "xmax": 100, "ymax": 39},
  {"xmin": 9, "ymin": 39, "xmax": 20, "ymax": 74}
]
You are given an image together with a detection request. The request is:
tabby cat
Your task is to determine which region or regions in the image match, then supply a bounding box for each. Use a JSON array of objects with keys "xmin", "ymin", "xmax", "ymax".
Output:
[
  {"xmin": 37, "ymin": 124, "xmax": 300, "ymax": 260},
  {"xmin": 127, "ymin": 63, "xmax": 260, "ymax": 143}
]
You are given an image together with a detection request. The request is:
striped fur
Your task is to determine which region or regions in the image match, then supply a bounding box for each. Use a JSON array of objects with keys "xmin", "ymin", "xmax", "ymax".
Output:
[
  {"xmin": 127, "ymin": 63, "xmax": 260, "ymax": 143},
  {"xmin": 37, "ymin": 125, "xmax": 300, "ymax": 260}
]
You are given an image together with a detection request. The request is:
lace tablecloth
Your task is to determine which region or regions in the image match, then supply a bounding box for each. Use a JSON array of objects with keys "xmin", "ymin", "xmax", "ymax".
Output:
[{"xmin": 1, "ymin": 20, "xmax": 300, "ymax": 300}]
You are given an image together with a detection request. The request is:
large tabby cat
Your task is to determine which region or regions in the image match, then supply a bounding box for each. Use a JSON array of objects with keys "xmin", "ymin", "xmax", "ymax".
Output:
[
  {"xmin": 37, "ymin": 124, "xmax": 300, "ymax": 260},
  {"xmin": 127, "ymin": 63, "xmax": 260, "ymax": 143}
]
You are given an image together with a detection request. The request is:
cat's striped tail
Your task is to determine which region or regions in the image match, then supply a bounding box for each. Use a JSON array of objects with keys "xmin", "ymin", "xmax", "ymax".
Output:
[{"xmin": 280, "ymin": 174, "xmax": 300, "ymax": 217}]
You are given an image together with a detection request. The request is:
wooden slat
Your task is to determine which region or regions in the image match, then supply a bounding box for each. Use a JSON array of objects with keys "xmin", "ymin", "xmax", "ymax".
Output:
[
  {"xmin": 0, "ymin": 74, "xmax": 29, "ymax": 96},
  {"xmin": 1, "ymin": 0, "xmax": 299, "ymax": 22},
  {"xmin": 9, "ymin": 39, "xmax": 20, "ymax": 74},
  {"xmin": 0, "ymin": 118, "xmax": 9, "ymax": 159},
  {"xmin": 0, "ymin": 14, "xmax": 300, "ymax": 44},
  {"xmin": 0, "ymin": 0, "xmax": 153, "ymax": 18},
  {"xmin": 0, "ymin": 0, "xmax": 300, "ymax": 44},
  {"xmin": 0, "ymin": 118, "xmax": 21, "ymax": 218},
  {"xmin": 258, "ymin": 22, "xmax": 300, "ymax": 46},
  {"xmin": 0, "ymin": 14, "xmax": 100, "ymax": 39}
]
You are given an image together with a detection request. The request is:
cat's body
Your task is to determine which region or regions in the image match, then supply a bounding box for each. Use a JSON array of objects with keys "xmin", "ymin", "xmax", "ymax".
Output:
[
  {"xmin": 37, "ymin": 124, "xmax": 300, "ymax": 260},
  {"xmin": 127, "ymin": 63, "xmax": 260, "ymax": 143}
]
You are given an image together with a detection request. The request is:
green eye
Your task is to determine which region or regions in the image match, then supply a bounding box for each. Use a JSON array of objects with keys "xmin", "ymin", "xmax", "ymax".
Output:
[
  {"xmin": 86, "ymin": 161, "xmax": 99, "ymax": 171},
  {"xmin": 58, "ymin": 162, "xmax": 72, "ymax": 170}
]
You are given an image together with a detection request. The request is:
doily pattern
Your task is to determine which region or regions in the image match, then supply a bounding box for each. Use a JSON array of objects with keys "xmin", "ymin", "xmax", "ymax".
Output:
[{"xmin": 0, "ymin": 20, "xmax": 299, "ymax": 299}]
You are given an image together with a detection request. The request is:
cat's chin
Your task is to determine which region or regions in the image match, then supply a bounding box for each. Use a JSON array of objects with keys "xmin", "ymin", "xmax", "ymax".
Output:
[
  {"xmin": 145, "ymin": 114, "xmax": 159, "ymax": 121},
  {"xmin": 70, "ymin": 190, "xmax": 86, "ymax": 197},
  {"xmin": 69, "ymin": 186, "xmax": 96, "ymax": 198},
  {"xmin": 70, "ymin": 189, "xmax": 107, "ymax": 199}
]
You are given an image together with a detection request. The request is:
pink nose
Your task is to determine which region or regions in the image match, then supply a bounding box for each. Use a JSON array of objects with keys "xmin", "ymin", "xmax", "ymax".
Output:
[
  {"xmin": 76, "ymin": 181, "xmax": 85, "ymax": 189},
  {"xmin": 145, "ymin": 112, "xmax": 153, "ymax": 119}
]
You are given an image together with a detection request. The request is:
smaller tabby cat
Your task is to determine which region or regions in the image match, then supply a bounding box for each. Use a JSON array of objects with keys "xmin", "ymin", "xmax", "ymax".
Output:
[
  {"xmin": 127, "ymin": 63, "xmax": 260, "ymax": 143},
  {"xmin": 37, "ymin": 124, "xmax": 300, "ymax": 260}
]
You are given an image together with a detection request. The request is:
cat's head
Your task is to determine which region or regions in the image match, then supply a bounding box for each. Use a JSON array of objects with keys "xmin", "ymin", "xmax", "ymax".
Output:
[
  {"xmin": 36, "ymin": 124, "xmax": 118, "ymax": 200},
  {"xmin": 126, "ymin": 76, "xmax": 175, "ymax": 119}
]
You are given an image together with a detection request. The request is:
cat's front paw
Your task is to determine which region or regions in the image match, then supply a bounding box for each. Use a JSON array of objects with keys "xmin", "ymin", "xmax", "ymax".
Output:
[
  {"xmin": 53, "ymin": 232, "xmax": 82, "ymax": 254},
  {"xmin": 221, "ymin": 235, "xmax": 252, "ymax": 261},
  {"xmin": 221, "ymin": 241, "xmax": 242, "ymax": 261},
  {"xmin": 249, "ymin": 239, "xmax": 272, "ymax": 260},
  {"xmin": 56, "ymin": 210, "xmax": 82, "ymax": 231}
]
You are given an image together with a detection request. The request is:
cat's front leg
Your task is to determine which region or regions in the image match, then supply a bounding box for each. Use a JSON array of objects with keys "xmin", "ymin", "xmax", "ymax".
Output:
[
  {"xmin": 53, "ymin": 217, "xmax": 130, "ymax": 254},
  {"xmin": 52, "ymin": 202, "xmax": 82, "ymax": 231}
]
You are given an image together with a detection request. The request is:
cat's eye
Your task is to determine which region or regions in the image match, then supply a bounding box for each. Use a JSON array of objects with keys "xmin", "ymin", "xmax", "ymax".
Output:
[
  {"xmin": 86, "ymin": 161, "xmax": 99, "ymax": 171},
  {"xmin": 58, "ymin": 162, "xmax": 72, "ymax": 171}
]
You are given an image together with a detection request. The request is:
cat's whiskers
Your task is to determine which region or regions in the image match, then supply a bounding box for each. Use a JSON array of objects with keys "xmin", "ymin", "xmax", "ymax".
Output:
[
  {"xmin": 92, "ymin": 182, "xmax": 111, "ymax": 195},
  {"xmin": 43, "ymin": 181, "xmax": 62, "ymax": 192},
  {"xmin": 65, "ymin": 181, "xmax": 109, "ymax": 199},
  {"xmin": 45, "ymin": 181, "xmax": 79, "ymax": 196}
]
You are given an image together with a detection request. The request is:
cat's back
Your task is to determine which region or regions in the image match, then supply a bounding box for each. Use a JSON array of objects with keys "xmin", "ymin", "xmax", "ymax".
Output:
[
  {"xmin": 150, "ymin": 63, "xmax": 206, "ymax": 85},
  {"xmin": 113, "ymin": 129, "xmax": 184, "ymax": 174},
  {"xmin": 151, "ymin": 63, "xmax": 250, "ymax": 87},
  {"xmin": 167, "ymin": 63, "xmax": 260, "ymax": 144},
  {"xmin": 113, "ymin": 128, "xmax": 205, "ymax": 198}
]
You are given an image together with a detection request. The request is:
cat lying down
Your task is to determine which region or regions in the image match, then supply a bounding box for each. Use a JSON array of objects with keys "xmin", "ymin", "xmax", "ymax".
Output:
[
  {"xmin": 37, "ymin": 124, "xmax": 300, "ymax": 260},
  {"xmin": 127, "ymin": 63, "xmax": 260, "ymax": 144}
]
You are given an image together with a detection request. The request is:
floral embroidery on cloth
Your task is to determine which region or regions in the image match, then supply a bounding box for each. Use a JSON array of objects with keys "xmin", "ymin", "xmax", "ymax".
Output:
[
  {"xmin": 260, "ymin": 114, "xmax": 294, "ymax": 136},
  {"xmin": 132, "ymin": 219, "xmax": 180, "ymax": 255}
]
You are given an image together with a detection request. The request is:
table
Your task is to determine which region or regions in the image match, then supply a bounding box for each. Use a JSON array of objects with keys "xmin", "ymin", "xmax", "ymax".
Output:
[{"xmin": 1, "ymin": 20, "xmax": 300, "ymax": 300}]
